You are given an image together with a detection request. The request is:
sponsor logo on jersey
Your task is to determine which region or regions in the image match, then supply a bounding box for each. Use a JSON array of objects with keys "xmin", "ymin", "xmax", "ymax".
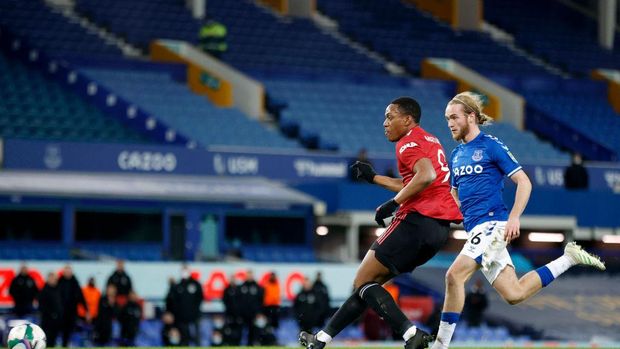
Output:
[
  {"xmin": 453, "ymin": 164, "xmax": 484, "ymax": 176},
  {"xmin": 399, "ymin": 142, "xmax": 418, "ymax": 154},
  {"xmin": 472, "ymin": 149, "xmax": 484, "ymax": 162}
]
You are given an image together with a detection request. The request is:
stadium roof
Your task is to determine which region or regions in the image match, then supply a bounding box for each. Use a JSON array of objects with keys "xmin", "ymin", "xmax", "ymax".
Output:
[{"xmin": 0, "ymin": 170, "xmax": 323, "ymax": 212}]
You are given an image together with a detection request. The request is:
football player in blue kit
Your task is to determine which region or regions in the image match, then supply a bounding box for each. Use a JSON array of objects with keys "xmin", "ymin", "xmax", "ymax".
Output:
[{"xmin": 430, "ymin": 92, "xmax": 606, "ymax": 349}]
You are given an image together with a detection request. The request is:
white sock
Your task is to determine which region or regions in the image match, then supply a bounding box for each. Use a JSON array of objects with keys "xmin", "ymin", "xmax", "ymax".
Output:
[
  {"xmin": 546, "ymin": 255, "xmax": 574, "ymax": 278},
  {"xmin": 316, "ymin": 331, "xmax": 332, "ymax": 343},
  {"xmin": 431, "ymin": 321, "xmax": 457, "ymax": 349},
  {"xmin": 402, "ymin": 325, "xmax": 417, "ymax": 341}
]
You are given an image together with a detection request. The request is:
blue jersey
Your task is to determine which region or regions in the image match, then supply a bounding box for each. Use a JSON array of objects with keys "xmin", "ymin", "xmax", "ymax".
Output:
[{"xmin": 450, "ymin": 132, "xmax": 522, "ymax": 231}]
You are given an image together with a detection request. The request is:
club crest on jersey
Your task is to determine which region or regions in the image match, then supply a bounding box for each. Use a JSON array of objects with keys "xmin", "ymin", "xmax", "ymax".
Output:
[
  {"xmin": 472, "ymin": 149, "xmax": 484, "ymax": 161},
  {"xmin": 399, "ymin": 142, "xmax": 418, "ymax": 154}
]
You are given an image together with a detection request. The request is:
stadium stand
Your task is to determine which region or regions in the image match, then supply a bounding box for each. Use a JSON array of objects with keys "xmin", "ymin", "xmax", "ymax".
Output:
[
  {"xmin": 75, "ymin": 0, "xmax": 201, "ymax": 51},
  {"xmin": 0, "ymin": 0, "xmax": 122, "ymax": 61},
  {"xmin": 317, "ymin": 0, "xmax": 549, "ymax": 76},
  {"xmin": 241, "ymin": 245, "xmax": 317, "ymax": 263},
  {"xmin": 316, "ymin": 0, "xmax": 620, "ymax": 160},
  {"xmin": 484, "ymin": 0, "xmax": 620, "ymax": 77},
  {"xmin": 0, "ymin": 242, "xmax": 69, "ymax": 261},
  {"xmin": 75, "ymin": 0, "xmax": 387, "ymax": 76},
  {"xmin": 0, "ymin": 52, "xmax": 149, "ymax": 143},
  {"xmin": 265, "ymin": 76, "xmax": 569, "ymax": 162},
  {"xmin": 0, "ymin": 1, "xmax": 619, "ymax": 346},
  {"xmin": 81, "ymin": 68, "xmax": 303, "ymax": 149},
  {"xmin": 73, "ymin": 242, "xmax": 163, "ymax": 261}
]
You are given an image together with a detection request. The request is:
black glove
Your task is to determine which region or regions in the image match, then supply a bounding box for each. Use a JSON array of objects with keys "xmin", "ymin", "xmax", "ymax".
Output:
[
  {"xmin": 375, "ymin": 199, "xmax": 399, "ymax": 227},
  {"xmin": 350, "ymin": 161, "xmax": 377, "ymax": 183}
]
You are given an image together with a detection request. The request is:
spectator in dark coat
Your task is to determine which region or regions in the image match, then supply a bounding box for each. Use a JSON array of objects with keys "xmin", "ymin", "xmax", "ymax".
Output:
[
  {"xmin": 222, "ymin": 274, "xmax": 243, "ymax": 346},
  {"xmin": 39, "ymin": 272, "xmax": 62, "ymax": 347},
  {"xmin": 57, "ymin": 265, "xmax": 87, "ymax": 347},
  {"xmin": 564, "ymin": 153, "xmax": 589, "ymax": 190},
  {"xmin": 464, "ymin": 279, "xmax": 488, "ymax": 327},
  {"xmin": 170, "ymin": 267, "xmax": 203, "ymax": 346},
  {"xmin": 161, "ymin": 311, "xmax": 181, "ymax": 346},
  {"xmin": 164, "ymin": 277, "xmax": 177, "ymax": 315},
  {"xmin": 312, "ymin": 271, "xmax": 331, "ymax": 328},
  {"xmin": 239, "ymin": 270, "xmax": 264, "ymax": 345},
  {"xmin": 119, "ymin": 291, "xmax": 142, "ymax": 346},
  {"xmin": 9, "ymin": 263, "xmax": 39, "ymax": 317},
  {"xmin": 93, "ymin": 284, "xmax": 118, "ymax": 346},
  {"xmin": 107, "ymin": 259, "xmax": 133, "ymax": 297},
  {"xmin": 294, "ymin": 278, "xmax": 321, "ymax": 333}
]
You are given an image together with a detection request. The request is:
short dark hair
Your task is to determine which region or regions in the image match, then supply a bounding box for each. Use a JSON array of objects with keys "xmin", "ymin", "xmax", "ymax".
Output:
[{"xmin": 391, "ymin": 97, "xmax": 421, "ymax": 124}]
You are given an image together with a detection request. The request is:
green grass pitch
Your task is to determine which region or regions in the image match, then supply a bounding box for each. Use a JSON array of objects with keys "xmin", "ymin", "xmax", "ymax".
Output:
[{"xmin": 71, "ymin": 344, "xmax": 606, "ymax": 349}]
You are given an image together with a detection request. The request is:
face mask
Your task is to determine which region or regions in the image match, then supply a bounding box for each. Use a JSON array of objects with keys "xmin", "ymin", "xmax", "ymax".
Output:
[
  {"xmin": 211, "ymin": 332, "xmax": 223, "ymax": 345},
  {"xmin": 213, "ymin": 317, "xmax": 225, "ymax": 329},
  {"xmin": 254, "ymin": 316, "xmax": 267, "ymax": 328},
  {"xmin": 181, "ymin": 270, "xmax": 190, "ymax": 279},
  {"xmin": 169, "ymin": 329, "xmax": 180, "ymax": 345}
]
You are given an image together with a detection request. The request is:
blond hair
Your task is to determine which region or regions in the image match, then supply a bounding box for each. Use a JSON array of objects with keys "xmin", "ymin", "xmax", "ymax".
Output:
[{"xmin": 448, "ymin": 92, "xmax": 493, "ymax": 126}]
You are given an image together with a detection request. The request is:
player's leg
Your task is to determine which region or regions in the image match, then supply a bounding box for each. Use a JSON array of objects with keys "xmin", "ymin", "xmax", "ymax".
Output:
[
  {"xmin": 301, "ymin": 213, "xmax": 440, "ymax": 349},
  {"xmin": 431, "ymin": 255, "xmax": 478, "ymax": 349},
  {"xmin": 300, "ymin": 250, "xmax": 391, "ymax": 349},
  {"xmin": 493, "ymin": 242, "xmax": 605, "ymax": 305},
  {"xmin": 432, "ymin": 221, "xmax": 501, "ymax": 349}
]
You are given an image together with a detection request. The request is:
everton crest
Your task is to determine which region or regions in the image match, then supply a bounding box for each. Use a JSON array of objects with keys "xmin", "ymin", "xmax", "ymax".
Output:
[{"xmin": 472, "ymin": 149, "xmax": 483, "ymax": 161}]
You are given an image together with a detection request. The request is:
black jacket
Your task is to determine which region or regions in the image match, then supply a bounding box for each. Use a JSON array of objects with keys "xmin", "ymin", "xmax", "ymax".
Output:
[
  {"xmin": 294, "ymin": 289, "xmax": 321, "ymax": 328},
  {"xmin": 119, "ymin": 300, "xmax": 142, "ymax": 339},
  {"xmin": 39, "ymin": 283, "xmax": 63, "ymax": 322},
  {"xmin": 9, "ymin": 274, "xmax": 39, "ymax": 314},
  {"xmin": 222, "ymin": 284, "xmax": 243, "ymax": 320},
  {"xmin": 170, "ymin": 277, "xmax": 203, "ymax": 322},
  {"xmin": 107, "ymin": 270, "xmax": 133, "ymax": 296},
  {"xmin": 239, "ymin": 280, "xmax": 264, "ymax": 319},
  {"xmin": 57, "ymin": 275, "xmax": 86, "ymax": 318}
]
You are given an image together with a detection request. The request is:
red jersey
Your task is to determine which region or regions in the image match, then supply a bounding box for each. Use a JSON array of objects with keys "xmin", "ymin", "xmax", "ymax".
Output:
[{"xmin": 395, "ymin": 126, "xmax": 462, "ymax": 222}]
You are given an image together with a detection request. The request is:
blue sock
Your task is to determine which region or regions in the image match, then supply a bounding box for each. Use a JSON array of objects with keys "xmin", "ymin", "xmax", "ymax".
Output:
[
  {"xmin": 535, "ymin": 265, "xmax": 555, "ymax": 287},
  {"xmin": 440, "ymin": 312, "xmax": 460, "ymax": 324},
  {"xmin": 434, "ymin": 312, "xmax": 461, "ymax": 348}
]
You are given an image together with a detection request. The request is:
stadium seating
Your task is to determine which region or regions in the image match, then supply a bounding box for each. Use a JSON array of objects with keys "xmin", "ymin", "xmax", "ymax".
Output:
[
  {"xmin": 265, "ymin": 77, "xmax": 569, "ymax": 163},
  {"xmin": 73, "ymin": 242, "xmax": 163, "ymax": 261},
  {"xmin": 317, "ymin": 0, "xmax": 619, "ymax": 160},
  {"xmin": 317, "ymin": 0, "xmax": 549, "ymax": 76},
  {"xmin": 75, "ymin": 0, "xmax": 200, "ymax": 51},
  {"xmin": 0, "ymin": 52, "xmax": 149, "ymax": 143},
  {"xmin": 484, "ymin": 0, "xmax": 620, "ymax": 77},
  {"xmin": 0, "ymin": 0, "xmax": 122, "ymax": 61},
  {"xmin": 242, "ymin": 245, "xmax": 317, "ymax": 263},
  {"xmin": 75, "ymin": 0, "xmax": 387, "ymax": 76},
  {"xmin": 80, "ymin": 68, "xmax": 302, "ymax": 149},
  {"xmin": 0, "ymin": 243, "xmax": 69, "ymax": 260}
]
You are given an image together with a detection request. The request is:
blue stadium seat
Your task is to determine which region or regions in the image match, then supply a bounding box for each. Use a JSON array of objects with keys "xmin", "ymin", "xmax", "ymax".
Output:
[{"xmin": 81, "ymin": 68, "xmax": 302, "ymax": 149}]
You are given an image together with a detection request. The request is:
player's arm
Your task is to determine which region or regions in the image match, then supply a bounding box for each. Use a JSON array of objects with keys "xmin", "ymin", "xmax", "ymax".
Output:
[
  {"xmin": 505, "ymin": 169, "xmax": 532, "ymax": 242},
  {"xmin": 450, "ymin": 188, "xmax": 461, "ymax": 209},
  {"xmin": 394, "ymin": 157, "xmax": 436, "ymax": 204},
  {"xmin": 350, "ymin": 161, "xmax": 403, "ymax": 192},
  {"xmin": 374, "ymin": 157, "xmax": 436, "ymax": 227},
  {"xmin": 373, "ymin": 175, "xmax": 404, "ymax": 193}
]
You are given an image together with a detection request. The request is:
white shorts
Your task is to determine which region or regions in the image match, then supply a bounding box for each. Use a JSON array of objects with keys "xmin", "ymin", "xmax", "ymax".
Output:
[{"xmin": 459, "ymin": 220, "xmax": 514, "ymax": 284}]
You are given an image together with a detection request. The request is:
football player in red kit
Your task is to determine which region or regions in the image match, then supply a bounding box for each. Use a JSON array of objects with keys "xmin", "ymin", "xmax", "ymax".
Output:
[{"xmin": 299, "ymin": 97, "xmax": 462, "ymax": 349}]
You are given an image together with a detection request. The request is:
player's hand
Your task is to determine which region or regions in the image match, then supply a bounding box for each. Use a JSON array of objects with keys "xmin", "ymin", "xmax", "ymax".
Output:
[
  {"xmin": 375, "ymin": 199, "xmax": 399, "ymax": 227},
  {"xmin": 350, "ymin": 161, "xmax": 377, "ymax": 183},
  {"xmin": 504, "ymin": 216, "xmax": 521, "ymax": 242}
]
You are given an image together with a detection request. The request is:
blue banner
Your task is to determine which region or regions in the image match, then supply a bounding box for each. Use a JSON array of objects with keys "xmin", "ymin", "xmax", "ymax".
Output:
[
  {"xmin": 4, "ymin": 139, "xmax": 620, "ymax": 192},
  {"xmin": 2, "ymin": 139, "xmax": 355, "ymax": 181}
]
